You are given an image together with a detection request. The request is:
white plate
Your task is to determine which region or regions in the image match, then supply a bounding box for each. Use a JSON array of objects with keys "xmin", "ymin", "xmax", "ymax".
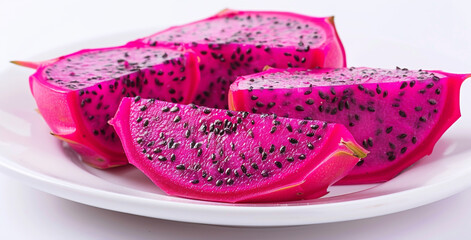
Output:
[{"xmin": 0, "ymin": 31, "xmax": 470, "ymax": 227}]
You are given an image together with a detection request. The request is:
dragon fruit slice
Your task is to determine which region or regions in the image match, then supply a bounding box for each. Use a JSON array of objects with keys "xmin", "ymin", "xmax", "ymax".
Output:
[
  {"xmin": 131, "ymin": 9, "xmax": 346, "ymax": 109},
  {"xmin": 229, "ymin": 67, "xmax": 469, "ymax": 184},
  {"xmin": 13, "ymin": 45, "xmax": 200, "ymax": 168},
  {"xmin": 109, "ymin": 98, "xmax": 367, "ymax": 203}
]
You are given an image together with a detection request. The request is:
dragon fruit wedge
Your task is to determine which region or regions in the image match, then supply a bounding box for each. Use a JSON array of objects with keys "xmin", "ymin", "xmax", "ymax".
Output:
[
  {"xmin": 109, "ymin": 98, "xmax": 367, "ymax": 203},
  {"xmin": 130, "ymin": 9, "xmax": 346, "ymax": 109},
  {"xmin": 229, "ymin": 67, "xmax": 469, "ymax": 184},
  {"xmin": 12, "ymin": 45, "xmax": 200, "ymax": 168}
]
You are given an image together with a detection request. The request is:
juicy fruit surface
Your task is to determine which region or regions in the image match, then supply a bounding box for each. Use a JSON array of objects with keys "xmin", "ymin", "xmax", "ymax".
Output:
[
  {"xmin": 230, "ymin": 67, "xmax": 466, "ymax": 183},
  {"xmin": 110, "ymin": 98, "xmax": 365, "ymax": 203},
  {"xmin": 43, "ymin": 47, "xmax": 185, "ymax": 89},
  {"xmin": 133, "ymin": 10, "xmax": 346, "ymax": 109},
  {"xmin": 31, "ymin": 46, "xmax": 199, "ymax": 168}
]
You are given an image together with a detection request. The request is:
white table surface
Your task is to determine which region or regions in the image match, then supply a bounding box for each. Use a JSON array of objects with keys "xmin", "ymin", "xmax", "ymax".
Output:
[{"xmin": 1, "ymin": 0, "xmax": 471, "ymax": 239}]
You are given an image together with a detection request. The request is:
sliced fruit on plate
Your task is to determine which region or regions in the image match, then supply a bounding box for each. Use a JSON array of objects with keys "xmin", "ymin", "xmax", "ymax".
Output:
[
  {"xmin": 131, "ymin": 9, "xmax": 346, "ymax": 109},
  {"xmin": 229, "ymin": 67, "xmax": 470, "ymax": 184},
  {"xmin": 109, "ymin": 97, "xmax": 367, "ymax": 203},
  {"xmin": 12, "ymin": 44, "xmax": 200, "ymax": 168}
]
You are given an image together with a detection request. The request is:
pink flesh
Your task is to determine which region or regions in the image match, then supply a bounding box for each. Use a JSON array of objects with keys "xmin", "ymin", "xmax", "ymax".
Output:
[
  {"xmin": 110, "ymin": 98, "xmax": 365, "ymax": 203},
  {"xmin": 29, "ymin": 45, "xmax": 200, "ymax": 168},
  {"xmin": 229, "ymin": 67, "xmax": 468, "ymax": 184},
  {"xmin": 131, "ymin": 10, "xmax": 346, "ymax": 109}
]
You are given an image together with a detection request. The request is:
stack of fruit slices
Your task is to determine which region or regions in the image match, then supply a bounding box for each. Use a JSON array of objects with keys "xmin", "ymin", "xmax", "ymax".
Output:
[{"xmin": 13, "ymin": 9, "xmax": 468, "ymax": 203}]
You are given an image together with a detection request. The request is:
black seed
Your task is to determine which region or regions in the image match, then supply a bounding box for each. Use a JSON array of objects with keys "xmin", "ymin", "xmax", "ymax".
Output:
[
  {"xmin": 427, "ymin": 82, "xmax": 434, "ymax": 88},
  {"xmin": 356, "ymin": 159, "xmax": 364, "ymax": 166},
  {"xmin": 191, "ymin": 179, "xmax": 199, "ymax": 184},
  {"xmin": 269, "ymin": 144, "xmax": 275, "ymax": 153},
  {"xmin": 386, "ymin": 126, "xmax": 393, "ymax": 134},
  {"xmin": 318, "ymin": 91, "xmax": 326, "ymax": 99},
  {"xmin": 134, "ymin": 96, "xmax": 141, "ymax": 102},
  {"xmin": 158, "ymin": 156, "xmax": 167, "ymax": 161},
  {"xmin": 419, "ymin": 116, "xmax": 427, "ymax": 122},
  {"xmin": 173, "ymin": 116, "xmax": 181, "ymax": 122},
  {"xmin": 197, "ymin": 149, "xmax": 203, "ymax": 157},
  {"xmin": 286, "ymin": 124, "xmax": 293, "ymax": 132},
  {"xmin": 175, "ymin": 164, "xmax": 186, "ymax": 170},
  {"xmin": 367, "ymin": 137, "xmax": 373, "ymax": 147},
  {"xmin": 226, "ymin": 178, "xmax": 234, "ymax": 185},
  {"xmin": 298, "ymin": 154, "xmax": 306, "ymax": 160},
  {"xmin": 295, "ymin": 105, "xmax": 304, "ymax": 111},
  {"xmin": 383, "ymin": 91, "xmax": 388, "ymax": 97},
  {"xmin": 305, "ymin": 99, "xmax": 314, "ymax": 105},
  {"xmin": 170, "ymin": 106, "xmax": 179, "ymax": 112},
  {"xmin": 251, "ymin": 95, "xmax": 258, "ymax": 100},
  {"xmin": 415, "ymin": 106, "xmax": 422, "ymax": 111},
  {"xmin": 311, "ymin": 124, "xmax": 319, "ymax": 130},
  {"xmin": 161, "ymin": 106, "xmax": 170, "ymax": 112},
  {"xmin": 306, "ymin": 132, "xmax": 315, "ymax": 137},
  {"xmin": 412, "ymin": 137, "xmax": 417, "ymax": 144},
  {"xmin": 261, "ymin": 152, "xmax": 268, "ymax": 160},
  {"xmin": 387, "ymin": 153, "xmax": 396, "ymax": 161},
  {"xmin": 251, "ymin": 163, "xmax": 259, "ymax": 170},
  {"xmin": 136, "ymin": 116, "xmax": 143, "ymax": 123},
  {"xmin": 280, "ymin": 146, "xmax": 286, "ymax": 154},
  {"xmin": 318, "ymin": 105, "xmax": 324, "ymax": 112},
  {"xmin": 288, "ymin": 138, "xmax": 298, "ymax": 144},
  {"xmin": 400, "ymin": 82, "xmax": 408, "ymax": 89},
  {"xmin": 261, "ymin": 170, "xmax": 269, "ymax": 177},
  {"xmin": 256, "ymin": 102, "xmax": 264, "ymax": 107},
  {"xmin": 389, "ymin": 142, "xmax": 396, "ymax": 149},
  {"xmin": 215, "ymin": 180, "xmax": 223, "ymax": 186},
  {"xmin": 241, "ymin": 165, "xmax": 247, "ymax": 173},
  {"xmin": 428, "ymin": 99, "xmax": 437, "ymax": 105},
  {"xmin": 153, "ymin": 148, "xmax": 162, "ymax": 154},
  {"xmin": 399, "ymin": 110, "xmax": 407, "ymax": 118},
  {"xmin": 203, "ymin": 109, "xmax": 211, "ymax": 114},
  {"xmin": 258, "ymin": 146, "xmax": 263, "ymax": 154},
  {"xmin": 286, "ymin": 157, "xmax": 294, "ymax": 162},
  {"xmin": 410, "ymin": 80, "xmax": 416, "ymax": 87},
  {"xmin": 400, "ymin": 147, "xmax": 407, "ymax": 154},
  {"xmin": 274, "ymin": 161, "xmax": 282, "ymax": 168},
  {"xmin": 217, "ymin": 167, "xmax": 224, "ymax": 173},
  {"xmin": 143, "ymin": 120, "xmax": 149, "ymax": 127},
  {"xmin": 367, "ymin": 106, "xmax": 375, "ymax": 112},
  {"xmin": 267, "ymin": 102, "xmax": 276, "ymax": 108},
  {"xmin": 140, "ymin": 105, "xmax": 147, "ymax": 111},
  {"xmin": 170, "ymin": 154, "xmax": 175, "ymax": 161},
  {"xmin": 397, "ymin": 133, "xmax": 407, "ymax": 139},
  {"xmin": 358, "ymin": 85, "xmax": 365, "ymax": 91},
  {"xmin": 435, "ymin": 89, "xmax": 441, "ymax": 95},
  {"xmin": 270, "ymin": 126, "xmax": 277, "ymax": 134},
  {"xmin": 307, "ymin": 143, "xmax": 314, "ymax": 150},
  {"xmin": 248, "ymin": 130, "xmax": 254, "ymax": 138},
  {"xmin": 376, "ymin": 85, "xmax": 382, "ymax": 94},
  {"xmin": 136, "ymin": 138, "xmax": 143, "ymax": 144}
]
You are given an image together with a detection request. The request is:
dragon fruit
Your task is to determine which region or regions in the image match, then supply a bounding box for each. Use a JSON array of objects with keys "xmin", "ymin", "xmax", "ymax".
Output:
[
  {"xmin": 229, "ymin": 67, "xmax": 469, "ymax": 184},
  {"xmin": 130, "ymin": 9, "xmax": 346, "ymax": 109},
  {"xmin": 13, "ymin": 45, "xmax": 200, "ymax": 168},
  {"xmin": 109, "ymin": 98, "xmax": 367, "ymax": 203}
]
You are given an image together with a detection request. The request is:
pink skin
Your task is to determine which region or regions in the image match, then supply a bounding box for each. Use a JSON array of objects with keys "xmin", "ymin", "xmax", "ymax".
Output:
[
  {"xmin": 13, "ymin": 44, "xmax": 200, "ymax": 168},
  {"xmin": 229, "ymin": 67, "xmax": 470, "ymax": 184},
  {"xmin": 110, "ymin": 98, "xmax": 366, "ymax": 203},
  {"xmin": 129, "ymin": 9, "xmax": 346, "ymax": 109}
]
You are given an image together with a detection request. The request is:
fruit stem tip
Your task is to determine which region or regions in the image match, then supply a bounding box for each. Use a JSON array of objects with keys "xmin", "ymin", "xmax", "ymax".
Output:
[
  {"xmin": 341, "ymin": 140, "xmax": 368, "ymax": 159},
  {"xmin": 10, "ymin": 60, "xmax": 39, "ymax": 69}
]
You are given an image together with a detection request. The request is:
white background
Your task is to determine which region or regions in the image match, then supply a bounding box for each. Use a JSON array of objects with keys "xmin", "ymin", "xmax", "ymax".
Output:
[{"xmin": 1, "ymin": 0, "xmax": 471, "ymax": 239}]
